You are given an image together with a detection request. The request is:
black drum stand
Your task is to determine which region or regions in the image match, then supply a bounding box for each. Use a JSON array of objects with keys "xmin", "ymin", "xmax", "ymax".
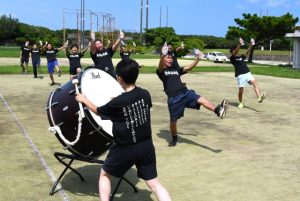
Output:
[{"xmin": 49, "ymin": 152, "xmax": 138, "ymax": 201}]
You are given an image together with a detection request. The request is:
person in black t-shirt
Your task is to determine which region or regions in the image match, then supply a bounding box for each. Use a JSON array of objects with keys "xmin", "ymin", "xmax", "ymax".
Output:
[
  {"xmin": 90, "ymin": 30, "xmax": 124, "ymax": 79},
  {"xmin": 156, "ymin": 46, "xmax": 229, "ymax": 147},
  {"xmin": 229, "ymin": 38, "xmax": 266, "ymax": 109},
  {"xmin": 30, "ymin": 42, "xmax": 42, "ymax": 78},
  {"xmin": 65, "ymin": 43, "xmax": 90, "ymax": 80},
  {"xmin": 75, "ymin": 59, "xmax": 172, "ymax": 201},
  {"xmin": 20, "ymin": 40, "xmax": 30, "ymax": 74},
  {"xmin": 119, "ymin": 44, "xmax": 131, "ymax": 60},
  {"xmin": 42, "ymin": 42, "xmax": 66, "ymax": 86}
]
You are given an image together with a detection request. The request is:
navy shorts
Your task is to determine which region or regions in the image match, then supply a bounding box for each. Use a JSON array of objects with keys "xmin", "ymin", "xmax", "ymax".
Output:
[
  {"xmin": 47, "ymin": 59, "xmax": 58, "ymax": 73},
  {"xmin": 103, "ymin": 139, "xmax": 157, "ymax": 180},
  {"xmin": 168, "ymin": 89, "xmax": 201, "ymax": 122}
]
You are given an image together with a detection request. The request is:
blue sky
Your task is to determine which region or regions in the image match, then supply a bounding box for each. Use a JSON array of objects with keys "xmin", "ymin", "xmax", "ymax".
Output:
[{"xmin": 0, "ymin": 0, "xmax": 299, "ymax": 37}]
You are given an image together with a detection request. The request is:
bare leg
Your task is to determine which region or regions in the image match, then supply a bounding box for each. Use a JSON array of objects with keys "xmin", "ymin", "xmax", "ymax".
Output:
[
  {"xmin": 238, "ymin": 87, "xmax": 244, "ymax": 103},
  {"xmin": 197, "ymin": 96, "xmax": 216, "ymax": 111},
  {"xmin": 146, "ymin": 178, "xmax": 172, "ymax": 201},
  {"xmin": 169, "ymin": 121, "xmax": 177, "ymax": 137},
  {"xmin": 25, "ymin": 63, "xmax": 28, "ymax": 74},
  {"xmin": 49, "ymin": 73, "xmax": 55, "ymax": 84},
  {"xmin": 169, "ymin": 121, "xmax": 178, "ymax": 146},
  {"xmin": 21, "ymin": 63, "xmax": 25, "ymax": 73},
  {"xmin": 99, "ymin": 169, "xmax": 111, "ymax": 201},
  {"xmin": 248, "ymin": 80, "xmax": 260, "ymax": 98}
]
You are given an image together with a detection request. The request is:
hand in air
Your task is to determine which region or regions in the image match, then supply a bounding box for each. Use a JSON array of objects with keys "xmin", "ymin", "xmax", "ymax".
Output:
[
  {"xmin": 119, "ymin": 29, "xmax": 125, "ymax": 39},
  {"xmin": 239, "ymin": 37, "xmax": 244, "ymax": 46},
  {"xmin": 250, "ymin": 38, "xmax": 255, "ymax": 46},
  {"xmin": 161, "ymin": 42, "xmax": 168, "ymax": 55}
]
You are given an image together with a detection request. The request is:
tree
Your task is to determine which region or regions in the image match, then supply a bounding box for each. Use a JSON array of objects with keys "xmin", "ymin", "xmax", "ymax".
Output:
[
  {"xmin": 0, "ymin": 14, "xmax": 19, "ymax": 44},
  {"xmin": 226, "ymin": 13, "xmax": 298, "ymax": 62},
  {"xmin": 144, "ymin": 27, "xmax": 180, "ymax": 48}
]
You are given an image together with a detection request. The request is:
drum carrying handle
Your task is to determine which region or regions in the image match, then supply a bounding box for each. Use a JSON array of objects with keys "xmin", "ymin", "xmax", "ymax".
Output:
[
  {"xmin": 48, "ymin": 115, "xmax": 83, "ymax": 146},
  {"xmin": 72, "ymin": 79, "xmax": 85, "ymax": 119}
]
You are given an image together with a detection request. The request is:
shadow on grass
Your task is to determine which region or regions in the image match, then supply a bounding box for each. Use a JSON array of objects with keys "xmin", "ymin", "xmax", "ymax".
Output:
[
  {"xmin": 157, "ymin": 130, "xmax": 222, "ymax": 153},
  {"xmin": 229, "ymin": 101, "xmax": 262, "ymax": 112},
  {"xmin": 59, "ymin": 164, "xmax": 153, "ymax": 200}
]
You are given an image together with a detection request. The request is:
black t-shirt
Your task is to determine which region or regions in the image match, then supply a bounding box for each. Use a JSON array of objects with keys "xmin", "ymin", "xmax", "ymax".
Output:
[
  {"xmin": 120, "ymin": 51, "xmax": 131, "ymax": 60},
  {"xmin": 20, "ymin": 46, "xmax": 30, "ymax": 58},
  {"xmin": 44, "ymin": 48, "xmax": 59, "ymax": 62},
  {"xmin": 230, "ymin": 54, "xmax": 250, "ymax": 77},
  {"xmin": 31, "ymin": 48, "xmax": 41, "ymax": 61},
  {"xmin": 90, "ymin": 47, "xmax": 115, "ymax": 72},
  {"xmin": 97, "ymin": 87, "xmax": 152, "ymax": 145},
  {"xmin": 156, "ymin": 66, "xmax": 187, "ymax": 97},
  {"xmin": 66, "ymin": 51, "xmax": 84, "ymax": 69}
]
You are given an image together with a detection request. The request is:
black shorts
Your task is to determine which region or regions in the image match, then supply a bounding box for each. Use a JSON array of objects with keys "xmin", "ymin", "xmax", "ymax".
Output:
[
  {"xmin": 103, "ymin": 139, "xmax": 157, "ymax": 180},
  {"xmin": 20, "ymin": 57, "xmax": 29, "ymax": 64},
  {"xmin": 69, "ymin": 66, "xmax": 82, "ymax": 75}
]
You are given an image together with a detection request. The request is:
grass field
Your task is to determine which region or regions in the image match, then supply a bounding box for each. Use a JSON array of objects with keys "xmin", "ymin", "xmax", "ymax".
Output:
[{"xmin": 1, "ymin": 72, "xmax": 300, "ymax": 201}]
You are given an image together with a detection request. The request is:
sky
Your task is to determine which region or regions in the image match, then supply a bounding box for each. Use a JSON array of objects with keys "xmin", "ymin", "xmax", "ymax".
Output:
[{"xmin": 0, "ymin": 0, "xmax": 299, "ymax": 37}]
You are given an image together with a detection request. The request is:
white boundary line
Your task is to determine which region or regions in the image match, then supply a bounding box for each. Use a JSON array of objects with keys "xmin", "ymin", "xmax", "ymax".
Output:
[{"xmin": 0, "ymin": 92, "xmax": 70, "ymax": 201}]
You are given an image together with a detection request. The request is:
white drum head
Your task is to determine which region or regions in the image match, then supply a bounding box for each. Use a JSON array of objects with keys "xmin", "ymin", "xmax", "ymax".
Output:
[{"xmin": 81, "ymin": 68, "xmax": 124, "ymax": 136}]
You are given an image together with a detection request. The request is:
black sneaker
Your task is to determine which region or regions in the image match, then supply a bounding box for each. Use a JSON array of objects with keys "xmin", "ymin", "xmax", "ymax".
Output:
[
  {"xmin": 217, "ymin": 98, "xmax": 229, "ymax": 119},
  {"xmin": 168, "ymin": 138, "xmax": 178, "ymax": 147}
]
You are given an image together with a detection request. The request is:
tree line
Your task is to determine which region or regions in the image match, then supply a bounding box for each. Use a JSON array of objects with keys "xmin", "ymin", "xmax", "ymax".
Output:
[{"xmin": 0, "ymin": 12, "xmax": 298, "ymax": 62}]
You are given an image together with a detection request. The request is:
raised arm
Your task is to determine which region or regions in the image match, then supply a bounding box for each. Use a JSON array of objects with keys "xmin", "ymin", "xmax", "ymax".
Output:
[
  {"xmin": 182, "ymin": 50, "xmax": 202, "ymax": 72},
  {"xmin": 182, "ymin": 54, "xmax": 201, "ymax": 73},
  {"xmin": 112, "ymin": 30, "xmax": 125, "ymax": 51},
  {"xmin": 90, "ymin": 31, "xmax": 96, "ymax": 54}
]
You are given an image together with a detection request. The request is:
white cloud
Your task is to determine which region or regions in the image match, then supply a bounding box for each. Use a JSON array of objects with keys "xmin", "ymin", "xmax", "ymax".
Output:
[{"xmin": 267, "ymin": 0, "xmax": 286, "ymax": 7}]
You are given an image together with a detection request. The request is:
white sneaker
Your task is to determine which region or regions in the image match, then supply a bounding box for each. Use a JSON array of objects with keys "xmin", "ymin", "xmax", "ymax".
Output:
[
  {"xmin": 218, "ymin": 98, "xmax": 229, "ymax": 119},
  {"xmin": 238, "ymin": 102, "xmax": 244, "ymax": 109},
  {"xmin": 258, "ymin": 92, "xmax": 266, "ymax": 103}
]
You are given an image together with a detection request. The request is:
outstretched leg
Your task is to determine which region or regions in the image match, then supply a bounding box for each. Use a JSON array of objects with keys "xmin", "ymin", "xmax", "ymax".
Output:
[
  {"xmin": 248, "ymin": 80, "xmax": 266, "ymax": 103},
  {"xmin": 197, "ymin": 96, "xmax": 229, "ymax": 118}
]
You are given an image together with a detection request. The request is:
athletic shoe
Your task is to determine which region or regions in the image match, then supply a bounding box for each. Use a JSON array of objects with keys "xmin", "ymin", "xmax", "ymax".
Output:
[
  {"xmin": 58, "ymin": 69, "xmax": 62, "ymax": 77},
  {"xmin": 168, "ymin": 138, "xmax": 178, "ymax": 147},
  {"xmin": 258, "ymin": 92, "xmax": 266, "ymax": 103},
  {"xmin": 238, "ymin": 102, "xmax": 244, "ymax": 109},
  {"xmin": 217, "ymin": 98, "xmax": 229, "ymax": 119}
]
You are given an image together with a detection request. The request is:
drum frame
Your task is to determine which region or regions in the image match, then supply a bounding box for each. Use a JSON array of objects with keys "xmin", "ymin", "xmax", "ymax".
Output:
[{"xmin": 49, "ymin": 151, "xmax": 138, "ymax": 200}]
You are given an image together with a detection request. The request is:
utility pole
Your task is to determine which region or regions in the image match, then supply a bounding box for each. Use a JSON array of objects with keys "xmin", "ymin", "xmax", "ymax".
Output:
[
  {"xmin": 159, "ymin": 5, "xmax": 161, "ymax": 27},
  {"xmin": 146, "ymin": 0, "xmax": 149, "ymax": 30},
  {"xmin": 140, "ymin": 0, "xmax": 143, "ymax": 42},
  {"xmin": 166, "ymin": 5, "xmax": 168, "ymax": 27}
]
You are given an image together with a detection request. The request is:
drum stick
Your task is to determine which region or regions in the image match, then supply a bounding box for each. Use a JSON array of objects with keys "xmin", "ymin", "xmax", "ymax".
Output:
[{"xmin": 72, "ymin": 79, "xmax": 85, "ymax": 118}]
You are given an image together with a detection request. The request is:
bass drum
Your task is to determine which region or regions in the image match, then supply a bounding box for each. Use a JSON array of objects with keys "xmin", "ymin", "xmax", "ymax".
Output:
[{"xmin": 46, "ymin": 67, "xmax": 123, "ymax": 158}]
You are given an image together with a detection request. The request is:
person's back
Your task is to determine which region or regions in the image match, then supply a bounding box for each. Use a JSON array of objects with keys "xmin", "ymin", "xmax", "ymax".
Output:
[{"xmin": 99, "ymin": 86, "xmax": 152, "ymax": 145}]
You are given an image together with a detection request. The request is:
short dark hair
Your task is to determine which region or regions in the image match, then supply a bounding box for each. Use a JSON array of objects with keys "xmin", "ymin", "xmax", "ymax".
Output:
[
  {"xmin": 116, "ymin": 59, "xmax": 139, "ymax": 84},
  {"xmin": 70, "ymin": 44, "xmax": 78, "ymax": 49}
]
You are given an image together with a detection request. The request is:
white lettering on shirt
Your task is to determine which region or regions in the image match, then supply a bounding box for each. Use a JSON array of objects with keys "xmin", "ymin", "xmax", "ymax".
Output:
[
  {"xmin": 96, "ymin": 52, "xmax": 108, "ymax": 57},
  {"xmin": 123, "ymin": 99, "xmax": 149, "ymax": 143}
]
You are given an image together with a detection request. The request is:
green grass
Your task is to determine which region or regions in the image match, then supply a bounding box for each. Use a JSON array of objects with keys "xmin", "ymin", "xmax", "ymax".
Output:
[{"xmin": 1, "ymin": 64, "xmax": 300, "ymax": 79}]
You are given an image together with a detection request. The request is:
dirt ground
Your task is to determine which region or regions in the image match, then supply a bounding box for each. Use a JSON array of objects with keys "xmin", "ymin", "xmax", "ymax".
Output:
[{"xmin": 1, "ymin": 71, "xmax": 300, "ymax": 201}]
